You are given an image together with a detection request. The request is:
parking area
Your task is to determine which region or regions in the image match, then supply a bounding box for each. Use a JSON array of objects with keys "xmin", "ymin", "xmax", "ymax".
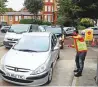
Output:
[{"xmin": 0, "ymin": 45, "xmax": 97, "ymax": 86}]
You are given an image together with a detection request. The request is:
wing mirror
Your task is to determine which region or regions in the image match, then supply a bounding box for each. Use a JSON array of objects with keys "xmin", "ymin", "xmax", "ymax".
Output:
[{"xmin": 53, "ymin": 46, "xmax": 59, "ymax": 51}]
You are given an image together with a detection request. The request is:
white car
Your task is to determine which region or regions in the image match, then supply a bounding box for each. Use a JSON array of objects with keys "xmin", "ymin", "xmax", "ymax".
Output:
[
  {"xmin": 3, "ymin": 24, "xmax": 44, "ymax": 48},
  {"xmin": 81, "ymin": 27, "xmax": 98, "ymax": 35},
  {"xmin": 0, "ymin": 32, "xmax": 60, "ymax": 86},
  {"xmin": 63, "ymin": 27, "xmax": 76, "ymax": 36}
]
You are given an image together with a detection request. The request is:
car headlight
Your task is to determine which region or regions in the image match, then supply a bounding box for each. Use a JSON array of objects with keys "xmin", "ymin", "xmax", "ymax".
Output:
[{"xmin": 30, "ymin": 64, "xmax": 47, "ymax": 75}]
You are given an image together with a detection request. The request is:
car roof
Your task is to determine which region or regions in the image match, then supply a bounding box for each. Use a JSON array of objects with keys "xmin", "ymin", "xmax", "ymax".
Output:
[
  {"xmin": 23, "ymin": 32, "xmax": 52, "ymax": 37},
  {"xmin": 2, "ymin": 26, "xmax": 10, "ymax": 27},
  {"xmin": 12, "ymin": 24, "xmax": 32, "ymax": 25}
]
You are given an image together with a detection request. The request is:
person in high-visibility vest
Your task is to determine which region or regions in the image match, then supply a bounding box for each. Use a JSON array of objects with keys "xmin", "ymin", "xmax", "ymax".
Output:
[{"xmin": 68, "ymin": 31, "xmax": 87, "ymax": 77}]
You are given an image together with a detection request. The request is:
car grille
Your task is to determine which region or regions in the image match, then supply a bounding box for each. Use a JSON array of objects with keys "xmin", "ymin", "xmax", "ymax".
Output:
[
  {"xmin": 7, "ymin": 39, "xmax": 18, "ymax": 41},
  {"xmin": 6, "ymin": 65, "xmax": 30, "ymax": 72}
]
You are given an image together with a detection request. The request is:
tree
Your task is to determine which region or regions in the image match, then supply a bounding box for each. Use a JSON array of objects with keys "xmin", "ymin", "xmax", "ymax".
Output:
[
  {"xmin": 73, "ymin": 0, "xmax": 98, "ymax": 19},
  {"xmin": 24, "ymin": 0, "xmax": 43, "ymax": 19},
  {"xmin": 0, "ymin": 0, "xmax": 7, "ymax": 14},
  {"xmin": 57, "ymin": 0, "xmax": 81, "ymax": 26}
]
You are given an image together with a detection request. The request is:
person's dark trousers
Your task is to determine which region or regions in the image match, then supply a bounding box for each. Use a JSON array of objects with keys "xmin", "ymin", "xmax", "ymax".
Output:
[{"xmin": 75, "ymin": 52, "xmax": 87, "ymax": 74}]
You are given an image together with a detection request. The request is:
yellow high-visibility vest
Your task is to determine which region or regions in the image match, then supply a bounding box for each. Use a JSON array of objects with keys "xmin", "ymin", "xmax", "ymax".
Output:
[{"xmin": 76, "ymin": 39, "xmax": 87, "ymax": 51}]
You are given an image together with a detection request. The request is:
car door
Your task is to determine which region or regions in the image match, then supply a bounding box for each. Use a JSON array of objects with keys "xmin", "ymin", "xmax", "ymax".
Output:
[
  {"xmin": 66, "ymin": 28, "xmax": 71, "ymax": 34},
  {"xmin": 51, "ymin": 34, "xmax": 59, "ymax": 68}
]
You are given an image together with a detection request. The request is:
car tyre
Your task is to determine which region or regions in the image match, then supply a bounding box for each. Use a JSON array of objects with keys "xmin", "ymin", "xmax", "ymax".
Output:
[
  {"xmin": 60, "ymin": 45, "xmax": 64, "ymax": 49},
  {"xmin": 47, "ymin": 67, "xmax": 53, "ymax": 84},
  {"xmin": 57, "ymin": 52, "xmax": 60, "ymax": 59},
  {"xmin": 5, "ymin": 46, "xmax": 10, "ymax": 49}
]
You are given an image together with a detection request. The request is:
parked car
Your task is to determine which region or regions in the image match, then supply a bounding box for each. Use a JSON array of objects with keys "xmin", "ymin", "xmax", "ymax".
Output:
[
  {"xmin": 63, "ymin": 27, "xmax": 76, "ymax": 36},
  {"xmin": 0, "ymin": 32, "xmax": 60, "ymax": 86},
  {"xmin": 1, "ymin": 26, "xmax": 10, "ymax": 33},
  {"xmin": 45, "ymin": 26, "xmax": 65, "ymax": 49},
  {"xmin": 3, "ymin": 24, "xmax": 44, "ymax": 48},
  {"xmin": 81, "ymin": 26, "xmax": 98, "ymax": 35},
  {"xmin": 0, "ymin": 22, "xmax": 8, "ymax": 28}
]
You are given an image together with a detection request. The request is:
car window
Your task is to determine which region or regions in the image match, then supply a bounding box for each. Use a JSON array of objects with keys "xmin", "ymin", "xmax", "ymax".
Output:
[
  {"xmin": 13, "ymin": 36, "xmax": 50, "ymax": 52},
  {"xmin": 46, "ymin": 27, "xmax": 62, "ymax": 34},
  {"xmin": 29, "ymin": 25, "xmax": 39, "ymax": 32},
  {"xmin": 51, "ymin": 34, "xmax": 57, "ymax": 49},
  {"xmin": 8, "ymin": 25, "xmax": 29, "ymax": 33},
  {"xmin": 53, "ymin": 34, "xmax": 57, "ymax": 45},
  {"xmin": 92, "ymin": 28, "xmax": 98, "ymax": 30}
]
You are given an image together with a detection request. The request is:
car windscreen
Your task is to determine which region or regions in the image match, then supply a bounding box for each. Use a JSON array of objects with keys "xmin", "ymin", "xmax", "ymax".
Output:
[
  {"xmin": 8, "ymin": 25, "xmax": 29, "ymax": 33},
  {"xmin": 13, "ymin": 36, "xmax": 49, "ymax": 52},
  {"xmin": 1, "ymin": 26, "xmax": 10, "ymax": 29},
  {"xmin": 92, "ymin": 28, "xmax": 98, "ymax": 30},
  {"xmin": 46, "ymin": 27, "xmax": 62, "ymax": 34}
]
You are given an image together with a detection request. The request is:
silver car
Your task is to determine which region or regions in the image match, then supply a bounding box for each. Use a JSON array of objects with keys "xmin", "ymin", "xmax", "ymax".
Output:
[{"xmin": 0, "ymin": 32, "xmax": 60, "ymax": 86}]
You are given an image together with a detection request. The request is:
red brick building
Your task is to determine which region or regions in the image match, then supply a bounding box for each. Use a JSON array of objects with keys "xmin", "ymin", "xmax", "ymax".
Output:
[
  {"xmin": 42, "ymin": 0, "xmax": 58, "ymax": 24},
  {"xmin": 0, "ymin": 0, "xmax": 58, "ymax": 25}
]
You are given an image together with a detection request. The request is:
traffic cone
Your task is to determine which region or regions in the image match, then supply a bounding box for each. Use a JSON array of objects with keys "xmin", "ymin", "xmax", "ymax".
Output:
[{"xmin": 91, "ymin": 38, "xmax": 96, "ymax": 46}]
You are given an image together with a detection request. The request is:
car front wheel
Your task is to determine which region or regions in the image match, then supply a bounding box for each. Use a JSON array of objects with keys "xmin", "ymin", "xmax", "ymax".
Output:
[{"xmin": 47, "ymin": 67, "xmax": 53, "ymax": 84}]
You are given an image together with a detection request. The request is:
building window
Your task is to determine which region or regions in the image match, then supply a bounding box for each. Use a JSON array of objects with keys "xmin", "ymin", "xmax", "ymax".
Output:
[
  {"xmin": 45, "ymin": 0, "xmax": 49, "ymax": 2},
  {"xmin": 44, "ymin": 15, "xmax": 47, "ymax": 21},
  {"xmin": 15, "ymin": 16, "xmax": 18, "ymax": 21},
  {"xmin": 45, "ymin": 6, "xmax": 48, "ymax": 11},
  {"xmin": 48, "ymin": 6, "xmax": 51, "ymax": 12},
  {"xmin": 1, "ymin": 16, "xmax": 5, "ymax": 21},
  {"xmin": 9, "ymin": 16, "xmax": 12, "ymax": 21},
  {"xmin": 24, "ymin": 16, "xmax": 28, "ymax": 19},
  {"xmin": 47, "ymin": 15, "xmax": 51, "ymax": 22},
  {"xmin": 19, "ymin": 16, "xmax": 21, "ymax": 21},
  {"xmin": 52, "ymin": 6, "xmax": 54, "ymax": 12},
  {"xmin": 50, "ymin": 0, "xmax": 53, "ymax": 2}
]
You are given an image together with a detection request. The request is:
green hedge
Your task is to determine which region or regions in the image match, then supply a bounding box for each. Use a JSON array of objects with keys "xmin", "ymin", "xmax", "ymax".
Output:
[
  {"xmin": 77, "ymin": 25, "xmax": 86, "ymax": 30},
  {"xmin": 20, "ymin": 19, "xmax": 52, "ymax": 25}
]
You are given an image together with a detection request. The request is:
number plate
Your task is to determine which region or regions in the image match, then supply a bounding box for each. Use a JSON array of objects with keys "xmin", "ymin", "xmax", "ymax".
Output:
[
  {"xmin": 6, "ymin": 73, "xmax": 24, "ymax": 79},
  {"xmin": 9, "ymin": 43, "xmax": 15, "ymax": 46}
]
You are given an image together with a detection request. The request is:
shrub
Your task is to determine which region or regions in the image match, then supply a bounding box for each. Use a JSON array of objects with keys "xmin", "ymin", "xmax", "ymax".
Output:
[
  {"xmin": 77, "ymin": 25, "xmax": 86, "ymax": 30},
  {"xmin": 80, "ymin": 18, "xmax": 94, "ymax": 28},
  {"xmin": 20, "ymin": 19, "xmax": 52, "ymax": 25}
]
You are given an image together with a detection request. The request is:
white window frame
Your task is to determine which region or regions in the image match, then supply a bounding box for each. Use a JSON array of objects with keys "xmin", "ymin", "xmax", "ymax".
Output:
[
  {"xmin": 9, "ymin": 16, "xmax": 12, "ymax": 21},
  {"xmin": 15, "ymin": 16, "xmax": 19, "ymax": 21},
  {"xmin": 1, "ymin": 16, "xmax": 5, "ymax": 21},
  {"xmin": 45, "ymin": 6, "xmax": 48, "ymax": 11},
  {"xmin": 19, "ymin": 16, "xmax": 21, "ymax": 21},
  {"xmin": 50, "ymin": 0, "xmax": 53, "ymax": 2},
  {"xmin": 47, "ymin": 15, "xmax": 51, "ymax": 22},
  {"xmin": 45, "ymin": 0, "xmax": 48, "ymax": 2},
  {"xmin": 48, "ymin": 6, "xmax": 51, "ymax": 12},
  {"xmin": 24, "ymin": 16, "xmax": 28, "ymax": 19},
  {"xmin": 44, "ymin": 15, "xmax": 47, "ymax": 21}
]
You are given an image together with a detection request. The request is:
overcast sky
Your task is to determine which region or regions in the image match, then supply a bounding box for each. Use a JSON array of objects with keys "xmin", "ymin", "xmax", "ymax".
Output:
[{"xmin": 6, "ymin": 0, "xmax": 24, "ymax": 11}]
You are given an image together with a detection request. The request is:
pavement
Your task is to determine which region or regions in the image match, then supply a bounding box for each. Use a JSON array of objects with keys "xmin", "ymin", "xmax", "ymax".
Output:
[{"xmin": 0, "ymin": 32, "xmax": 5, "ymax": 43}]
